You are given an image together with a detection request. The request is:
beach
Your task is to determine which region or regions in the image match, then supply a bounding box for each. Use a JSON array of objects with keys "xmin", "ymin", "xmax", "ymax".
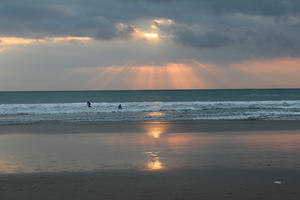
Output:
[
  {"xmin": 1, "ymin": 169, "xmax": 300, "ymax": 200},
  {"xmin": 2, "ymin": 0, "xmax": 300, "ymax": 197},
  {"xmin": 1, "ymin": 120, "xmax": 300, "ymax": 199}
]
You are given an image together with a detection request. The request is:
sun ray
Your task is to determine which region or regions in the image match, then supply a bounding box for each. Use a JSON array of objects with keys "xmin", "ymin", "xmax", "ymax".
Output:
[{"xmin": 75, "ymin": 62, "xmax": 214, "ymax": 90}]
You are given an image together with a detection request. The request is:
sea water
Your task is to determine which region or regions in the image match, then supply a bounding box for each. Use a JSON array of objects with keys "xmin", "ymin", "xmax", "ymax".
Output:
[{"xmin": 0, "ymin": 89, "xmax": 300, "ymax": 124}]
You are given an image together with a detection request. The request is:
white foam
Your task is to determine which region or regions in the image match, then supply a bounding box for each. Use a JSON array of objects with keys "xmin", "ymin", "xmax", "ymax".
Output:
[{"xmin": 1, "ymin": 100, "xmax": 300, "ymax": 124}]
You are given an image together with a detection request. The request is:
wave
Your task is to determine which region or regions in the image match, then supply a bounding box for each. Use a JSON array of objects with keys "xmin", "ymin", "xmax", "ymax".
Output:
[{"xmin": 1, "ymin": 100, "xmax": 300, "ymax": 124}]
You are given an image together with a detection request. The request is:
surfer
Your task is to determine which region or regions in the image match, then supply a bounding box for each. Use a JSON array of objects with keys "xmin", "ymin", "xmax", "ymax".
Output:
[
  {"xmin": 87, "ymin": 101, "xmax": 91, "ymax": 108},
  {"xmin": 118, "ymin": 104, "xmax": 122, "ymax": 110}
]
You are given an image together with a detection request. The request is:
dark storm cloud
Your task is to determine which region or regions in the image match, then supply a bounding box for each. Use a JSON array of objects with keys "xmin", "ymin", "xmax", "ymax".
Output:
[
  {"xmin": 131, "ymin": 0, "xmax": 299, "ymax": 16},
  {"xmin": 162, "ymin": 15, "xmax": 300, "ymax": 52},
  {"xmin": 1, "ymin": 0, "xmax": 300, "ymax": 59},
  {"xmin": 173, "ymin": 30, "xmax": 234, "ymax": 48},
  {"xmin": 0, "ymin": 0, "xmax": 137, "ymax": 39}
]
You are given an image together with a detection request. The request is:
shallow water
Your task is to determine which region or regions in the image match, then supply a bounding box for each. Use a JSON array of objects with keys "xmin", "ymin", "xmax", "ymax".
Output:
[
  {"xmin": 1, "ymin": 89, "xmax": 300, "ymax": 124},
  {"xmin": 1, "ymin": 122, "xmax": 300, "ymax": 174}
]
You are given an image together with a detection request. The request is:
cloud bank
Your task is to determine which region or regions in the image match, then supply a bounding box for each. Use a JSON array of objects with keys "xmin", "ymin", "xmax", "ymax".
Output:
[{"xmin": 1, "ymin": 0, "xmax": 300, "ymax": 60}]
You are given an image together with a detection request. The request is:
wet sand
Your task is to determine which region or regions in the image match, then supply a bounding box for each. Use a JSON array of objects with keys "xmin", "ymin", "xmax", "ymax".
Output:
[
  {"xmin": 1, "ymin": 120, "xmax": 300, "ymax": 134},
  {"xmin": 1, "ymin": 120, "xmax": 300, "ymax": 199},
  {"xmin": 1, "ymin": 169, "xmax": 300, "ymax": 200}
]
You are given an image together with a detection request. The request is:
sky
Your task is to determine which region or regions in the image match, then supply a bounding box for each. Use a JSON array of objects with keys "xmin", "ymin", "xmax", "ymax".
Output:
[{"xmin": 1, "ymin": 0, "xmax": 300, "ymax": 91}]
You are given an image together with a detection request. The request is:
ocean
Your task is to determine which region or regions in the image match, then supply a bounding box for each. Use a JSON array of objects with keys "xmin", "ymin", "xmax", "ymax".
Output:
[{"xmin": 1, "ymin": 89, "xmax": 300, "ymax": 124}]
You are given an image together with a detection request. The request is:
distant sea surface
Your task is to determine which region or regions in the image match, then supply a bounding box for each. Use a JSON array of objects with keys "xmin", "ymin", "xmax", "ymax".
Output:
[{"xmin": 1, "ymin": 89, "xmax": 300, "ymax": 124}]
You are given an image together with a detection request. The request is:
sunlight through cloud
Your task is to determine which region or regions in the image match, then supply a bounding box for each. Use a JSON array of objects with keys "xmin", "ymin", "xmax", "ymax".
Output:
[
  {"xmin": 0, "ymin": 36, "xmax": 92, "ymax": 52},
  {"xmin": 75, "ymin": 62, "xmax": 211, "ymax": 90}
]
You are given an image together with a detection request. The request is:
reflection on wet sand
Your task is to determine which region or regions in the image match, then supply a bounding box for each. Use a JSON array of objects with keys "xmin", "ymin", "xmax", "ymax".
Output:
[
  {"xmin": 145, "ymin": 152, "xmax": 165, "ymax": 170},
  {"xmin": 233, "ymin": 133, "xmax": 300, "ymax": 152},
  {"xmin": 1, "ymin": 123, "xmax": 300, "ymax": 174},
  {"xmin": 0, "ymin": 157, "xmax": 34, "ymax": 174},
  {"xmin": 143, "ymin": 122, "xmax": 167, "ymax": 170},
  {"xmin": 144, "ymin": 121, "xmax": 168, "ymax": 139}
]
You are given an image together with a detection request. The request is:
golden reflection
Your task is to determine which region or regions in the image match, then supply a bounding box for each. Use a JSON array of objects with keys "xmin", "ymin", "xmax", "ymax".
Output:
[
  {"xmin": 149, "ymin": 105, "xmax": 161, "ymax": 109},
  {"xmin": 167, "ymin": 135, "xmax": 195, "ymax": 145},
  {"xmin": 0, "ymin": 159, "xmax": 34, "ymax": 174},
  {"xmin": 145, "ymin": 152, "xmax": 165, "ymax": 170},
  {"xmin": 144, "ymin": 122, "xmax": 168, "ymax": 139},
  {"xmin": 146, "ymin": 112, "xmax": 165, "ymax": 116},
  {"xmin": 148, "ymin": 127, "xmax": 163, "ymax": 138}
]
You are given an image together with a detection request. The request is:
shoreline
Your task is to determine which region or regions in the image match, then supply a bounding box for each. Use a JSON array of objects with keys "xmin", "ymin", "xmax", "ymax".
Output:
[{"xmin": 1, "ymin": 120, "xmax": 300, "ymax": 134}]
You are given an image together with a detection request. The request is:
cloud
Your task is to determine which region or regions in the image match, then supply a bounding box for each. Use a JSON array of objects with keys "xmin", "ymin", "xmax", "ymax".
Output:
[
  {"xmin": 0, "ymin": 36, "xmax": 91, "ymax": 45},
  {"xmin": 132, "ymin": 0, "xmax": 299, "ymax": 16},
  {"xmin": 0, "ymin": 0, "xmax": 136, "ymax": 40},
  {"xmin": 1, "ymin": 0, "xmax": 300, "ymax": 61},
  {"xmin": 1, "ymin": 41, "xmax": 300, "ymax": 91},
  {"xmin": 172, "ymin": 29, "xmax": 234, "ymax": 48},
  {"xmin": 94, "ymin": 23, "xmax": 135, "ymax": 40}
]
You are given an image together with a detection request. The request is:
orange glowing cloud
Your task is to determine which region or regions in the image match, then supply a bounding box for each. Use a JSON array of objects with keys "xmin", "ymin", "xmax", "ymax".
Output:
[
  {"xmin": 232, "ymin": 58, "xmax": 300, "ymax": 88},
  {"xmin": 0, "ymin": 36, "xmax": 92, "ymax": 46},
  {"xmin": 0, "ymin": 36, "xmax": 92, "ymax": 54}
]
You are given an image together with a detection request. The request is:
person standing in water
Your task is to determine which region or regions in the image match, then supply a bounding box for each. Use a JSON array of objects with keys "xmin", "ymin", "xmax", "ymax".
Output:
[
  {"xmin": 118, "ymin": 104, "xmax": 122, "ymax": 109},
  {"xmin": 87, "ymin": 101, "xmax": 91, "ymax": 108}
]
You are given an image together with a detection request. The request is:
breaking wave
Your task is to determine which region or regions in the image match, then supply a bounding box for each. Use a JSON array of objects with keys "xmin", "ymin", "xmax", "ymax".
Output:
[{"xmin": 1, "ymin": 100, "xmax": 300, "ymax": 124}]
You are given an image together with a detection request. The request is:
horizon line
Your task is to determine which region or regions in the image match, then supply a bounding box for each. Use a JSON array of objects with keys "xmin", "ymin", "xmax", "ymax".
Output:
[{"xmin": 1, "ymin": 87, "xmax": 300, "ymax": 93}]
